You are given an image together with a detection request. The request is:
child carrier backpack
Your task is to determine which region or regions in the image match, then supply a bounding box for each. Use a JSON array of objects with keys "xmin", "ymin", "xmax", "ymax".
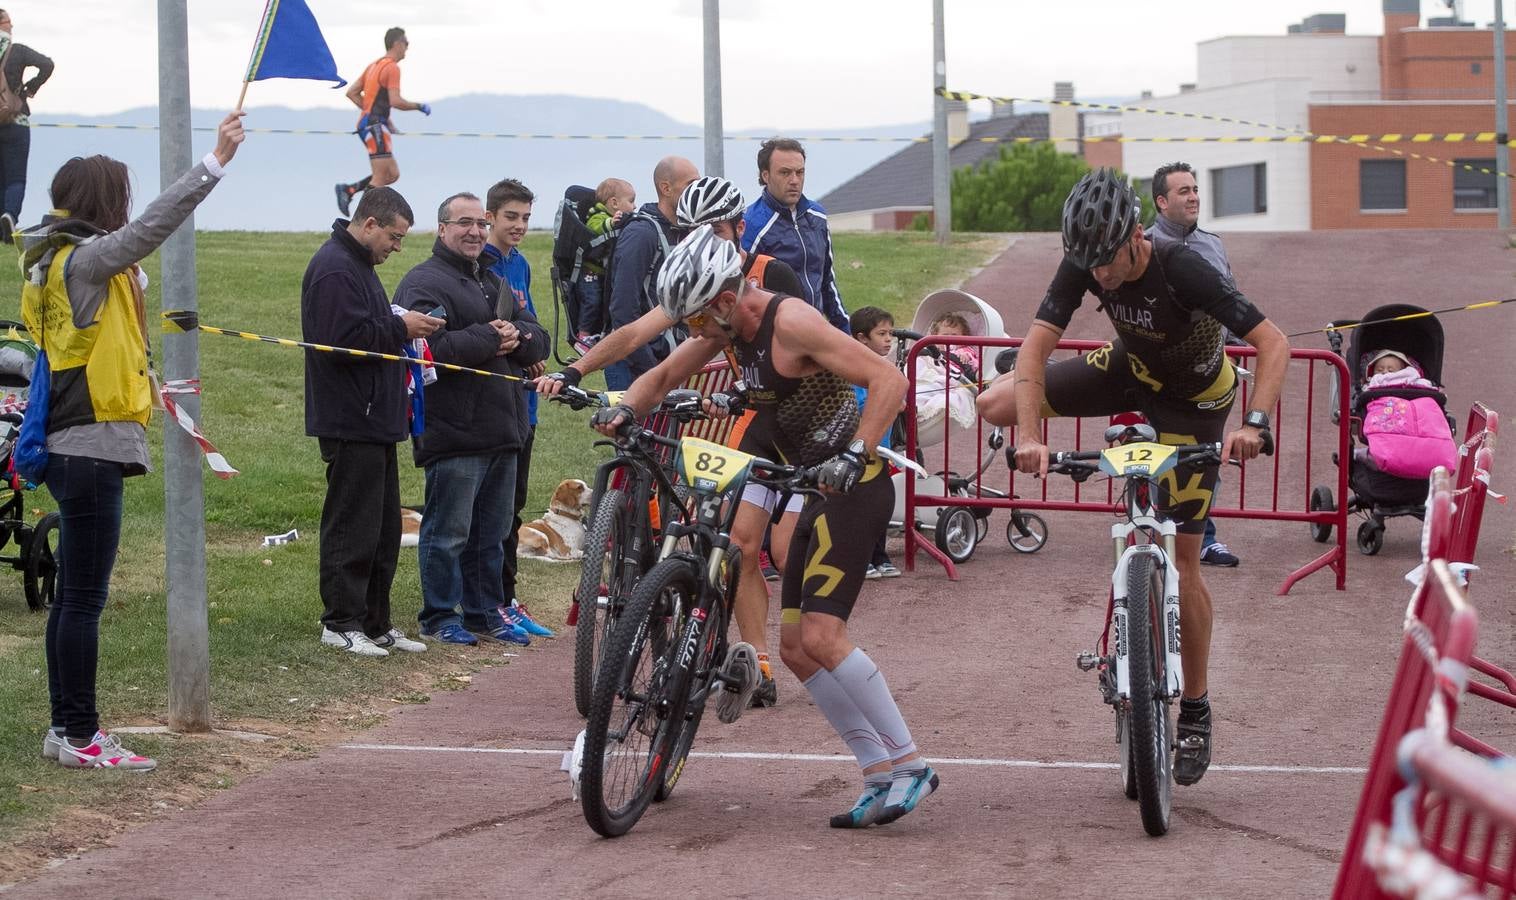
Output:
[{"xmin": 1362, "ymin": 394, "xmax": 1456, "ymax": 480}]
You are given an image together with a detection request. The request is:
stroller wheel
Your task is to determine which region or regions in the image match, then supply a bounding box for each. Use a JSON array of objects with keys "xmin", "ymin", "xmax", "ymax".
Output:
[
  {"xmin": 1007, "ymin": 512, "xmax": 1049, "ymax": 554},
  {"xmin": 23, "ymin": 511, "xmax": 58, "ymax": 611},
  {"xmin": 1356, "ymin": 520, "xmax": 1384, "ymax": 556},
  {"xmin": 934, "ymin": 507, "xmax": 978, "ymax": 564},
  {"xmin": 1309, "ymin": 486, "xmax": 1335, "ymax": 543},
  {"xmin": 974, "ymin": 511, "xmax": 990, "ymax": 543}
]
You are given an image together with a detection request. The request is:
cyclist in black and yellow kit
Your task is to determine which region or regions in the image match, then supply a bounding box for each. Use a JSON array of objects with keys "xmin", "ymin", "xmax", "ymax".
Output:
[
  {"xmin": 977, "ymin": 167, "xmax": 1289, "ymax": 786},
  {"xmin": 592, "ymin": 227, "xmax": 939, "ymax": 828}
]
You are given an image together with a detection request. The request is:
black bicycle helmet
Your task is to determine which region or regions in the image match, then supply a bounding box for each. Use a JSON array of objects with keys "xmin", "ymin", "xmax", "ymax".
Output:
[{"xmin": 1061, "ymin": 167, "xmax": 1141, "ymax": 270}]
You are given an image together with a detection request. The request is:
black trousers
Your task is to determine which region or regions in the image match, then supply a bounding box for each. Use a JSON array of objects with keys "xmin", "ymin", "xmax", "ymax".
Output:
[
  {"xmin": 318, "ymin": 438, "xmax": 400, "ymax": 637},
  {"xmin": 501, "ymin": 426, "xmax": 534, "ymax": 601}
]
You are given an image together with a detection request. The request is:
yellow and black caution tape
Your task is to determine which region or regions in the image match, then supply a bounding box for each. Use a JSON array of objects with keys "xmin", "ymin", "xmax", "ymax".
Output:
[
  {"xmin": 940, "ymin": 88, "xmax": 1515, "ymax": 180},
  {"xmin": 1286, "ymin": 297, "xmax": 1516, "ymax": 339},
  {"xmin": 162, "ymin": 310, "xmax": 531, "ymax": 383},
  {"xmin": 36, "ymin": 121, "xmax": 934, "ymax": 143}
]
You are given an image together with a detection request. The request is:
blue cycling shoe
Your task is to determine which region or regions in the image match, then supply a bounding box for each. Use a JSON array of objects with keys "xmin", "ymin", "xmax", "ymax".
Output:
[
  {"xmin": 829, "ymin": 782, "xmax": 891, "ymax": 829},
  {"xmin": 876, "ymin": 766, "xmax": 940, "ymax": 825}
]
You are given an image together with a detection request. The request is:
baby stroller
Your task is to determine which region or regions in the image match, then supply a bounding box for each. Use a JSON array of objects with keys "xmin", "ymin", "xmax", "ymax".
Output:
[
  {"xmin": 1309, "ymin": 304, "xmax": 1456, "ymax": 555},
  {"xmin": 888, "ymin": 290, "xmax": 1048, "ymax": 563}
]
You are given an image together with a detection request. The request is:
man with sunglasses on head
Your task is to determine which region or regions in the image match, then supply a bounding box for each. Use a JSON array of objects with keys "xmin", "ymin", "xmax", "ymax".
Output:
[
  {"xmin": 590, "ymin": 227, "xmax": 940, "ymax": 829},
  {"xmin": 976, "ymin": 167, "xmax": 1289, "ymax": 787},
  {"xmin": 395, "ymin": 192, "xmax": 548, "ymax": 648},
  {"xmin": 537, "ymin": 175, "xmax": 805, "ymax": 707}
]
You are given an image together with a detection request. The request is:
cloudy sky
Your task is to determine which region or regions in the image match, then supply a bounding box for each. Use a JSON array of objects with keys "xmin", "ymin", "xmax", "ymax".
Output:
[{"xmin": 12, "ymin": 1, "xmax": 1497, "ymax": 129}]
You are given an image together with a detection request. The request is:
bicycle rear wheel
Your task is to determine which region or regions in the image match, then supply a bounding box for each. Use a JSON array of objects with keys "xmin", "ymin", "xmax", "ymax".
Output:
[
  {"xmin": 1125, "ymin": 553, "xmax": 1173, "ymax": 836},
  {"xmin": 580, "ymin": 556, "xmax": 696, "ymax": 837},
  {"xmin": 574, "ymin": 488, "xmax": 629, "ymax": 718}
]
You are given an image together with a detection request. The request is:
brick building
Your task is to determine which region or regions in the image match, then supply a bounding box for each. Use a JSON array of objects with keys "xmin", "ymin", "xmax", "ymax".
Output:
[{"xmin": 1121, "ymin": 1, "xmax": 1512, "ymax": 231}]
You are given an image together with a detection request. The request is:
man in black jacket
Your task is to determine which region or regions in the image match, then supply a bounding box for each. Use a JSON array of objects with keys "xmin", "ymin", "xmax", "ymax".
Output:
[
  {"xmin": 302, "ymin": 187, "xmax": 442, "ymax": 657},
  {"xmin": 397, "ymin": 191, "xmax": 549, "ymax": 646}
]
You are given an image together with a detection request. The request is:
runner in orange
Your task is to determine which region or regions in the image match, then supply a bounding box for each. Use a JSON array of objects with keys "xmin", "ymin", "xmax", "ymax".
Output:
[{"xmin": 335, "ymin": 27, "xmax": 431, "ymax": 217}]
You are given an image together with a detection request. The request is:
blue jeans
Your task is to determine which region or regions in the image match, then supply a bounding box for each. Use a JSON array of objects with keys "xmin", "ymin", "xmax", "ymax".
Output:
[
  {"xmin": 0, "ymin": 122, "xmax": 31, "ymax": 221},
  {"xmin": 603, "ymin": 360, "xmax": 633, "ymax": 391},
  {"xmin": 417, "ymin": 452, "xmax": 518, "ymax": 632},
  {"xmin": 43, "ymin": 454, "xmax": 125, "ymax": 742}
]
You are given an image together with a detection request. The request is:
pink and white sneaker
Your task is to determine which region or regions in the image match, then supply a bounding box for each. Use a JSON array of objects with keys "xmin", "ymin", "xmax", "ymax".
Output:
[{"xmin": 57, "ymin": 731, "xmax": 158, "ymax": 772}]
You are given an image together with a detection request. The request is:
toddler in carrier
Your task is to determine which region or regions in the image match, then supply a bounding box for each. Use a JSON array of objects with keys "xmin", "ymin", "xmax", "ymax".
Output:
[
  {"xmin": 1352, "ymin": 349, "xmax": 1456, "ymax": 478},
  {"xmin": 575, "ymin": 177, "xmax": 637, "ymax": 341}
]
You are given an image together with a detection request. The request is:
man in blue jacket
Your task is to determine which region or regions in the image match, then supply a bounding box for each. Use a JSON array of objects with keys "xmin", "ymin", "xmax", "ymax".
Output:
[
  {"xmin": 481, "ymin": 177, "xmax": 554, "ymax": 637},
  {"xmin": 603, "ymin": 155, "xmax": 698, "ymax": 389},
  {"xmin": 302, "ymin": 187, "xmax": 442, "ymax": 657},
  {"xmin": 397, "ymin": 191, "xmax": 549, "ymax": 646},
  {"xmin": 741, "ymin": 138, "xmax": 850, "ymax": 333}
]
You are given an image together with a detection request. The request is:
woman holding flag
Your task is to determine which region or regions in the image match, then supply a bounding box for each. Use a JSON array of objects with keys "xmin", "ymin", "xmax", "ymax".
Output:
[{"xmin": 21, "ymin": 111, "xmax": 246, "ymax": 771}]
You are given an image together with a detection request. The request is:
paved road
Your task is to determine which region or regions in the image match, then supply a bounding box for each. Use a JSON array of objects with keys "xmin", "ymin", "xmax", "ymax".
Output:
[{"xmin": 10, "ymin": 230, "xmax": 1514, "ymax": 899}]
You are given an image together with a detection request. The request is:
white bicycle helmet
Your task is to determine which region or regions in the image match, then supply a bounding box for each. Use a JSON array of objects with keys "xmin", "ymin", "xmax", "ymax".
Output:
[
  {"xmin": 657, "ymin": 224, "xmax": 743, "ymax": 321},
  {"xmin": 677, "ymin": 176, "xmax": 745, "ymax": 227}
]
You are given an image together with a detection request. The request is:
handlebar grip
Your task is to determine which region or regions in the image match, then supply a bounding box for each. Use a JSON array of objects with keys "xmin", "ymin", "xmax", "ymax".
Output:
[{"xmin": 1260, "ymin": 430, "xmax": 1275, "ymax": 457}]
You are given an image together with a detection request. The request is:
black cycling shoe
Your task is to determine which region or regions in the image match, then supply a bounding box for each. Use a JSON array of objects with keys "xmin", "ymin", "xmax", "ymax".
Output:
[
  {"xmin": 749, "ymin": 676, "xmax": 778, "ymax": 708},
  {"xmin": 1173, "ymin": 714, "xmax": 1212, "ymax": 786}
]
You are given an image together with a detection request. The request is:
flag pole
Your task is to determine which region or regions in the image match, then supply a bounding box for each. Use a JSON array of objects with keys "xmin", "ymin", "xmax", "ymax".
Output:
[{"xmin": 236, "ymin": 80, "xmax": 250, "ymax": 112}]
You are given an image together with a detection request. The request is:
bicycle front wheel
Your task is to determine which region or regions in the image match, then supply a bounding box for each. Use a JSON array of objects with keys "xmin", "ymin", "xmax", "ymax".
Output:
[
  {"xmin": 656, "ymin": 547, "xmax": 738, "ymax": 803},
  {"xmin": 581, "ymin": 556, "xmax": 698, "ymax": 837},
  {"xmin": 1125, "ymin": 552, "xmax": 1173, "ymax": 837},
  {"xmin": 574, "ymin": 488, "xmax": 629, "ymax": 718}
]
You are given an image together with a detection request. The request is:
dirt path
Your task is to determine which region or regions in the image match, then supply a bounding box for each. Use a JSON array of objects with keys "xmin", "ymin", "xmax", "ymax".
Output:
[{"xmin": 7, "ymin": 230, "xmax": 1514, "ymax": 899}]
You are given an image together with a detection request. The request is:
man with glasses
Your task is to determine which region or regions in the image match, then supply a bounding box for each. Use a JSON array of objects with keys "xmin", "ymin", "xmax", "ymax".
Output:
[
  {"xmin": 538, "ymin": 175, "xmax": 804, "ymax": 707},
  {"xmin": 304, "ymin": 187, "xmax": 442, "ymax": 657},
  {"xmin": 590, "ymin": 227, "xmax": 940, "ymax": 829},
  {"xmin": 396, "ymin": 192, "xmax": 548, "ymax": 646}
]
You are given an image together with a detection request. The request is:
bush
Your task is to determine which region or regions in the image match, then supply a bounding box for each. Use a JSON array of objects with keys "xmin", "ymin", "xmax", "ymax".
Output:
[{"xmin": 950, "ymin": 144, "xmax": 1154, "ymax": 232}]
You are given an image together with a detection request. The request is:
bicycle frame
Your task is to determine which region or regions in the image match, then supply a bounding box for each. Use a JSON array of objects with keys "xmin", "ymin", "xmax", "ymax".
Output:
[{"xmin": 1107, "ymin": 476, "xmax": 1184, "ymax": 705}]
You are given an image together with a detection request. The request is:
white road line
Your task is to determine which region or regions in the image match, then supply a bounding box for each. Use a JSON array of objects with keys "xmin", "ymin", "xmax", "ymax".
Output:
[{"xmin": 339, "ymin": 743, "xmax": 1365, "ymax": 775}]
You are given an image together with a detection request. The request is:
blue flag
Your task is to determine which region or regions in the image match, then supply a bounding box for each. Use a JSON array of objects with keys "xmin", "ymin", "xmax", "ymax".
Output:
[{"xmin": 244, "ymin": 0, "xmax": 346, "ymax": 87}]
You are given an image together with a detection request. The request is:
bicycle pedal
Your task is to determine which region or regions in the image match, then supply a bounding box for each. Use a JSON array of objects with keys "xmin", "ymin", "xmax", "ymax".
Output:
[{"xmin": 1075, "ymin": 651, "xmax": 1102, "ymax": 672}]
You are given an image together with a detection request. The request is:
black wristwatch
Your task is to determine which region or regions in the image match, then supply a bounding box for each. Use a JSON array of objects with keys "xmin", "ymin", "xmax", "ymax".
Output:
[
  {"xmin": 845, "ymin": 439, "xmax": 868, "ymax": 459},
  {"xmin": 1242, "ymin": 410, "xmax": 1271, "ymax": 431}
]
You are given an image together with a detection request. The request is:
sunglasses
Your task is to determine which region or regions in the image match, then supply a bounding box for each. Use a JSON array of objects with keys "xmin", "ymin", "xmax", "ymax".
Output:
[{"xmin": 686, "ymin": 309, "xmax": 712, "ymax": 330}]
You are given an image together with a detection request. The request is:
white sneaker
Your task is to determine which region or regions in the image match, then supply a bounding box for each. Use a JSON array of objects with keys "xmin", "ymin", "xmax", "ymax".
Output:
[
  {"xmin": 864, "ymin": 564, "xmax": 882, "ymax": 580},
  {"xmin": 320, "ymin": 627, "xmax": 389, "ymax": 657},
  {"xmin": 373, "ymin": 628, "xmax": 426, "ymax": 653},
  {"xmin": 57, "ymin": 731, "xmax": 157, "ymax": 771},
  {"xmin": 42, "ymin": 728, "xmax": 63, "ymax": 760}
]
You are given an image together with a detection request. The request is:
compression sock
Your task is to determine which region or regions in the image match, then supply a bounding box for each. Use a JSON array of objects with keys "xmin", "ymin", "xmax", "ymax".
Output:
[
  {"xmin": 830, "ymin": 648, "xmax": 917, "ymax": 759},
  {"xmin": 757, "ymin": 652, "xmax": 773, "ymax": 681},
  {"xmin": 884, "ymin": 758, "xmax": 938, "ymax": 812},
  {"xmin": 802, "ymin": 668, "xmax": 889, "ymax": 770}
]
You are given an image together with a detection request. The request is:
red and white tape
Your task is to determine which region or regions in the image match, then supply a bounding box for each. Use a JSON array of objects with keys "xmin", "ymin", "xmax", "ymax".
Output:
[{"xmin": 160, "ymin": 379, "xmax": 238, "ymax": 478}]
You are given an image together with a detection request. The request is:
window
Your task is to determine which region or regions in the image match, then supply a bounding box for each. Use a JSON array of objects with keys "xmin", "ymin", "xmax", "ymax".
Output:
[
  {"xmin": 1211, "ymin": 163, "xmax": 1267, "ymax": 217},
  {"xmin": 1360, "ymin": 159, "xmax": 1406, "ymax": 211},
  {"xmin": 1472, "ymin": 62, "xmax": 1482, "ymax": 75},
  {"xmin": 1453, "ymin": 158, "xmax": 1497, "ymax": 210}
]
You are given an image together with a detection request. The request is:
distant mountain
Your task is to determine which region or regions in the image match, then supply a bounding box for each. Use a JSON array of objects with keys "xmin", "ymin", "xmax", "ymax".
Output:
[{"xmin": 24, "ymin": 94, "xmax": 929, "ymax": 231}]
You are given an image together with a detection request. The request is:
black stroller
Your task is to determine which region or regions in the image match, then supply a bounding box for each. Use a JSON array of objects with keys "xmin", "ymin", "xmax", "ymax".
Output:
[{"xmin": 1308, "ymin": 303, "xmax": 1456, "ymax": 555}]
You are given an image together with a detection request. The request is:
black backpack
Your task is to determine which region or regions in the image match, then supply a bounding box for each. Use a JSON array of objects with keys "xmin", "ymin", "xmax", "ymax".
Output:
[{"xmin": 551, "ymin": 185, "xmax": 619, "ymax": 290}]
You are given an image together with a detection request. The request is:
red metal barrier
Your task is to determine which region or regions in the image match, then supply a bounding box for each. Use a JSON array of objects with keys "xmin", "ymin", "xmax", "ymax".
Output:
[
  {"xmin": 1450, "ymin": 403, "xmax": 1500, "ymax": 569},
  {"xmin": 901, "ymin": 336, "xmax": 1352, "ymax": 594},
  {"xmin": 1334, "ymin": 552, "xmax": 1479, "ymax": 899},
  {"xmin": 1336, "ymin": 467, "xmax": 1516, "ymax": 898}
]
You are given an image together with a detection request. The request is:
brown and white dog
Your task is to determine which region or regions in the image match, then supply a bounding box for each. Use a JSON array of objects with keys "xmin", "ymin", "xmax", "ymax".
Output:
[
  {"xmin": 400, "ymin": 507, "xmax": 424, "ymax": 548},
  {"xmin": 516, "ymin": 479, "xmax": 594, "ymax": 561}
]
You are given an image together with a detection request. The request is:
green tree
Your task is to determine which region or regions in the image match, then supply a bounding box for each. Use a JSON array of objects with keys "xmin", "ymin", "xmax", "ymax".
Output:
[{"xmin": 950, "ymin": 143, "xmax": 1154, "ymax": 232}]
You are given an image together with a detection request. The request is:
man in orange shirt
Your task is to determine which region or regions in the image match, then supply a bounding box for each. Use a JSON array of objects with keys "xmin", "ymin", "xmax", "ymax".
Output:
[{"xmin": 335, "ymin": 27, "xmax": 430, "ymax": 217}]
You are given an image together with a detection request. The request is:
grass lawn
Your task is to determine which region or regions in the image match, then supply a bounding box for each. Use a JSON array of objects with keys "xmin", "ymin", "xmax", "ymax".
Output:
[{"xmin": 0, "ymin": 227, "xmax": 1006, "ymax": 865}]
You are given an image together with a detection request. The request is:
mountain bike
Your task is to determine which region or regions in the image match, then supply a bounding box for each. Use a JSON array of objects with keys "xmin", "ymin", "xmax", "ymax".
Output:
[
  {"xmin": 553, "ymin": 385, "xmax": 705, "ymax": 717},
  {"xmin": 579, "ymin": 418, "xmax": 815, "ymax": 838},
  {"xmin": 1046, "ymin": 421, "xmax": 1267, "ymax": 836}
]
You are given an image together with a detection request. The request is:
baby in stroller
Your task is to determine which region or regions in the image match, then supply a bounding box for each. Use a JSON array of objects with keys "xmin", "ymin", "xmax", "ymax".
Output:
[{"xmin": 1311, "ymin": 304, "xmax": 1457, "ymax": 556}]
